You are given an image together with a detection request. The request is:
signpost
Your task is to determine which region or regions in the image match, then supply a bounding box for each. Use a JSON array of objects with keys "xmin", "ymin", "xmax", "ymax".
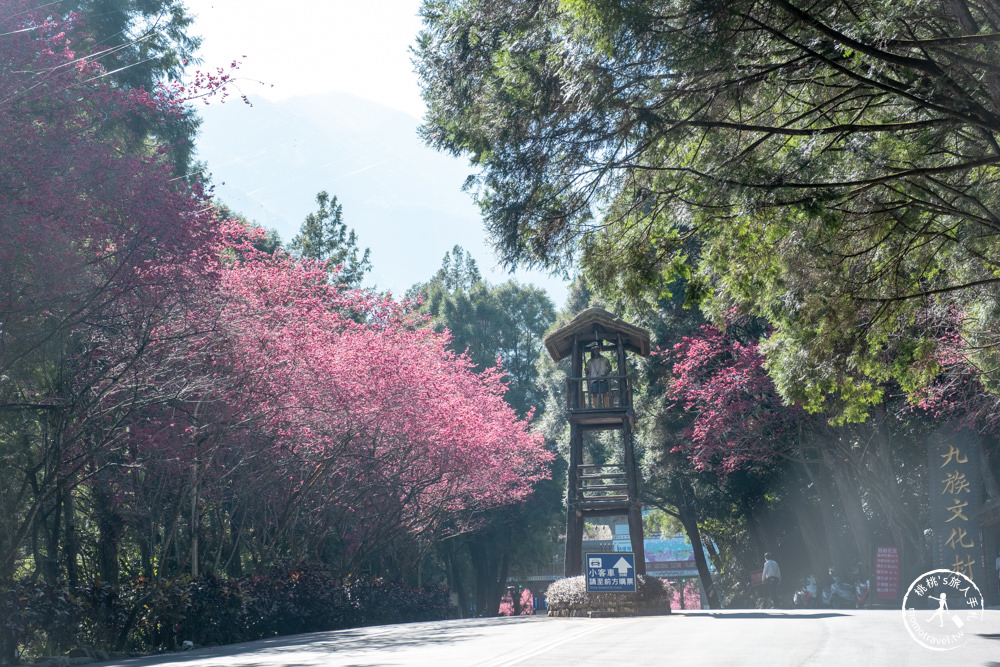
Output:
[
  {"xmin": 875, "ymin": 545, "xmax": 900, "ymax": 601},
  {"xmin": 586, "ymin": 552, "xmax": 637, "ymax": 592},
  {"xmin": 927, "ymin": 426, "xmax": 984, "ymax": 583}
]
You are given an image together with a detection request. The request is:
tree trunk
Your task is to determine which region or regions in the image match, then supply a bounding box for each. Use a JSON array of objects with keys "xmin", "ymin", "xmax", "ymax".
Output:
[
  {"xmin": 441, "ymin": 539, "xmax": 470, "ymax": 617},
  {"xmin": 741, "ymin": 499, "xmax": 766, "ymax": 562},
  {"xmin": 63, "ymin": 486, "xmax": 79, "ymax": 588},
  {"xmin": 822, "ymin": 447, "xmax": 871, "ymax": 571},
  {"xmin": 190, "ymin": 456, "xmax": 199, "ymax": 578},
  {"xmin": 676, "ymin": 481, "xmax": 719, "ymax": 609},
  {"xmin": 790, "ymin": 457, "xmax": 837, "ymax": 574},
  {"xmin": 704, "ymin": 535, "xmax": 723, "ymax": 572},
  {"xmin": 224, "ymin": 502, "xmax": 246, "ymax": 578},
  {"xmin": 468, "ymin": 529, "xmax": 511, "ymax": 616},
  {"xmin": 40, "ymin": 492, "xmax": 62, "ymax": 582},
  {"xmin": 95, "ymin": 489, "xmax": 123, "ymax": 588}
]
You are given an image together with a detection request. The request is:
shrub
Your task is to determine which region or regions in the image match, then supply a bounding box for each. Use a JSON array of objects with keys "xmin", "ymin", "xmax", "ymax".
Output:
[
  {"xmin": 176, "ymin": 574, "xmax": 244, "ymax": 647},
  {"xmin": 347, "ymin": 575, "xmax": 450, "ymax": 626},
  {"xmin": 241, "ymin": 566, "xmax": 355, "ymax": 638},
  {"xmin": 545, "ymin": 575, "xmax": 672, "ymax": 616},
  {"xmin": 0, "ymin": 579, "xmax": 79, "ymax": 664},
  {"xmin": 0, "ymin": 570, "xmax": 451, "ymax": 664}
]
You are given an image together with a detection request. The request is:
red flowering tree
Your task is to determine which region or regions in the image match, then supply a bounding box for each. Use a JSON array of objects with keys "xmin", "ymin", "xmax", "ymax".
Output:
[
  {"xmin": 0, "ymin": 0, "xmax": 551, "ymax": 590},
  {"xmin": 207, "ymin": 228, "xmax": 552, "ymax": 574},
  {"xmin": 665, "ymin": 324, "xmax": 801, "ymax": 475},
  {"xmin": 97, "ymin": 225, "xmax": 553, "ymax": 580},
  {"xmin": 0, "ymin": 1, "xmax": 229, "ymax": 582},
  {"xmin": 663, "ymin": 321, "xmax": 938, "ymax": 575}
]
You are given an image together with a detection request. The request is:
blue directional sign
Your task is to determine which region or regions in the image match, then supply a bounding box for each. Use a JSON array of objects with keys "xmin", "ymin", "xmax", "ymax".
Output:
[{"xmin": 585, "ymin": 552, "xmax": 637, "ymax": 592}]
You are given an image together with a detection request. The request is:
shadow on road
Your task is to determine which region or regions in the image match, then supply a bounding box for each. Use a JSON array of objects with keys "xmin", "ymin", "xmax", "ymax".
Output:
[
  {"xmin": 681, "ymin": 611, "xmax": 849, "ymax": 620},
  {"xmin": 97, "ymin": 617, "xmax": 541, "ymax": 667}
]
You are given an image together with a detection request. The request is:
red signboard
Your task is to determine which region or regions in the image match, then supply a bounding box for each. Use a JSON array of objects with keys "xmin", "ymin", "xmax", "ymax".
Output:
[{"xmin": 875, "ymin": 545, "xmax": 900, "ymax": 600}]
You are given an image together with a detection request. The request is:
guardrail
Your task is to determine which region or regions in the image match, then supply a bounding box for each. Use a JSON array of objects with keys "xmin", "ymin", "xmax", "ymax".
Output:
[{"xmin": 565, "ymin": 375, "xmax": 632, "ymax": 410}]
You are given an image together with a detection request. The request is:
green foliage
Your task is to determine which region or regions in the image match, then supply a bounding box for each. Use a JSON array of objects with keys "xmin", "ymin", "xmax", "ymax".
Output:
[
  {"xmin": 411, "ymin": 246, "xmax": 556, "ymax": 416},
  {"xmin": 0, "ymin": 579, "xmax": 78, "ymax": 664},
  {"xmin": 289, "ymin": 191, "xmax": 372, "ymax": 288},
  {"xmin": 422, "ymin": 245, "xmax": 483, "ymax": 293},
  {"xmin": 416, "ymin": 0, "xmax": 1000, "ymax": 419},
  {"xmin": 63, "ymin": 0, "xmax": 201, "ymax": 90}
]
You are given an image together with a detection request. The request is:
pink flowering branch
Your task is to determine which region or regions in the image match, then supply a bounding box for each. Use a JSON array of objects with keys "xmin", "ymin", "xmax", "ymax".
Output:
[{"xmin": 663, "ymin": 324, "xmax": 802, "ymax": 475}]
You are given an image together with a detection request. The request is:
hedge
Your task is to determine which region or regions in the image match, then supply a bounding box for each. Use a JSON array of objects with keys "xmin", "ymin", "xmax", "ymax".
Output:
[{"xmin": 0, "ymin": 567, "xmax": 450, "ymax": 664}]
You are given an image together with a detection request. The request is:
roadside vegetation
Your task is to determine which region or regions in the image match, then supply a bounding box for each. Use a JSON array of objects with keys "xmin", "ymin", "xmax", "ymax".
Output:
[{"xmin": 5, "ymin": 0, "xmax": 1000, "ymax": 663}]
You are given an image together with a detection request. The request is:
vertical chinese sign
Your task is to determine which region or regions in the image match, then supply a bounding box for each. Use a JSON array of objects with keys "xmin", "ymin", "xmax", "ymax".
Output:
[
  {"xmin": 874, "ymin": 545, "xmax": 900, "ymax": 601},
  {"xmin": 927, "ymin": 426, "xmax": 984, "ymax": 585}
]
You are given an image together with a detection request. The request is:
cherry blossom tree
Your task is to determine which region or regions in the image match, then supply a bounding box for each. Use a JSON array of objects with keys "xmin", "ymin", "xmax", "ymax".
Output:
[
  {"xmin": 196, "ymin": 227, "xmax": 553, "ymax": 576},
  {"xmin": 665, "ymin": 324, "xmax": 800, "ymax": 475},
  {"xmin": 85, "ymin": 224, "xmax": 553, "ymax": 581},
  {"xmin": 0, "ymin": 0, "xmax": 552, "ymax": 591},
  {"xmin": 0, "ymin": 0, "xmax": 224, "ymax": 581}
]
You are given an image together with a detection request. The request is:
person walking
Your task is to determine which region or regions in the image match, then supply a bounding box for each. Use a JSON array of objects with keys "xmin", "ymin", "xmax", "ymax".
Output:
[{"xmin": 763, "ymin": 553, "xmax": 782, "ymax": 608}]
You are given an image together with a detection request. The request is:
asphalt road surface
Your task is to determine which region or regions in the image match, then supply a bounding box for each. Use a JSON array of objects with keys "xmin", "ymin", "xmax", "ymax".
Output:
[{"xmin": 94, "ymin": 609, "xmax": 1000, "ymax": 667}]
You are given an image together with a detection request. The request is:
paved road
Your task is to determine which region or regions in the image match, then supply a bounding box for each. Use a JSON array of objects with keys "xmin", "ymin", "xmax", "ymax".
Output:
[{"xmin": 96, "ymin": 609, "xmax": 1000, "ymax": 667}]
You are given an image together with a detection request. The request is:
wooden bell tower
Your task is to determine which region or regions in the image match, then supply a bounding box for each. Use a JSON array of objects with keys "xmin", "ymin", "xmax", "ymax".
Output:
[{"xmin": 543, "ymin": 308, "xmax": 651, "ymax": 577}]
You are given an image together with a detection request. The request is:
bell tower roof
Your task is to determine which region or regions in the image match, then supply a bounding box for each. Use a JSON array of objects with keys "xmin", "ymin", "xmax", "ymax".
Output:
[{"xmin": 543, "ymin": 307, "xmax": 651, "ymax": 361}]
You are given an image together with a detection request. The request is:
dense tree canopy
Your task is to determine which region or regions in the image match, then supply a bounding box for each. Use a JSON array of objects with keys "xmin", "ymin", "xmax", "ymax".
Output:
[
  {"xmin": 408, "ymin": 247, "xmax": 560, "ymax": 615},
  {"xmin": 416, "ymin": 0, "xmax": 1000, "ymax": 417},
  {"xmin": 57, "ymin": 0, "xmax": 204, "ymax": 171},
  {"xmin": 0, "ymin": 0, "xmax": 552, "ymax": 597},
  {"xmin": 0, "ymin": 0, "xmax": 221, "ymax": 580},
  {"xmin": 412, "ymin": 246, "xmax": 556, "ymax": 415}
]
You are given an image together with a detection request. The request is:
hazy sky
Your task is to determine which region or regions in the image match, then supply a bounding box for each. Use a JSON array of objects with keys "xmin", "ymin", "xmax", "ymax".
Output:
[
  {"xmin": 190, "ymin": 1, "xmax": 426, "ymax": 116},
  {"xmin": 187, "ymin": 1, "xmax": 570, "ymax": 303}
]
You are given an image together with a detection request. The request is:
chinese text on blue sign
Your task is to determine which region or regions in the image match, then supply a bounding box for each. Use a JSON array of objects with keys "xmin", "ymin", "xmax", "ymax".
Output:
[{"xmin": 586, "ymin": 553, "xmax": 637, "ymax": 592}]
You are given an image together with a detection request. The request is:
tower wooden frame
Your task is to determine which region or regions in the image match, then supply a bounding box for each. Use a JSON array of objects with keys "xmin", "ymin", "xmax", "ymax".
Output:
[{"xmin": 544, "ymin": 308, "xmax": 651, "ymax": 577}]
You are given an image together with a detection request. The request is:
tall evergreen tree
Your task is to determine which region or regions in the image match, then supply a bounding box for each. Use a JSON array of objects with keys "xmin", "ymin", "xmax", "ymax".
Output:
[
  {"xmin": 410, "ymin": 249, "xmax": 561, "ymax": 615},
  {"xmin": 289, "ymin": 191, "xmax": 372, "ymax": 289},
  {"xmin": 416, "ymin": 0, "xmax": 1000, "ymax": 418},
  {"xmin": 61, "ymin": 0, "xmax": 204, "ymax": 172}
]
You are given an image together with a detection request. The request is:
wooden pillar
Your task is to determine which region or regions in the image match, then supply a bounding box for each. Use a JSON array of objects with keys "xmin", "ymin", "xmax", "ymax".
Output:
[
  {"xmin": 622, "ymin": 417, "xmax": 646, "ymax": 574},
  {"xmin": 570, "ymin": 334, "xmax": 582, "ymax": 411},
  {"xmin": 615, "ymin": 334, "xmax": 627, "ymax": 408},
  {"xmin": 628, "ymin": 505, "xmax": 646, "ymax": 575},
  {"xmin": 564, "ymin": 424, "xmax": 584, "ymax": 577}
]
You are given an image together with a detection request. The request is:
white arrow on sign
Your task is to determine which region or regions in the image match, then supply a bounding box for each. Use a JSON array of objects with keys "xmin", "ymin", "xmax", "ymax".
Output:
[{"xmin": 613, "ymin": 557, "xmax": 633, "ymax": 576}]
